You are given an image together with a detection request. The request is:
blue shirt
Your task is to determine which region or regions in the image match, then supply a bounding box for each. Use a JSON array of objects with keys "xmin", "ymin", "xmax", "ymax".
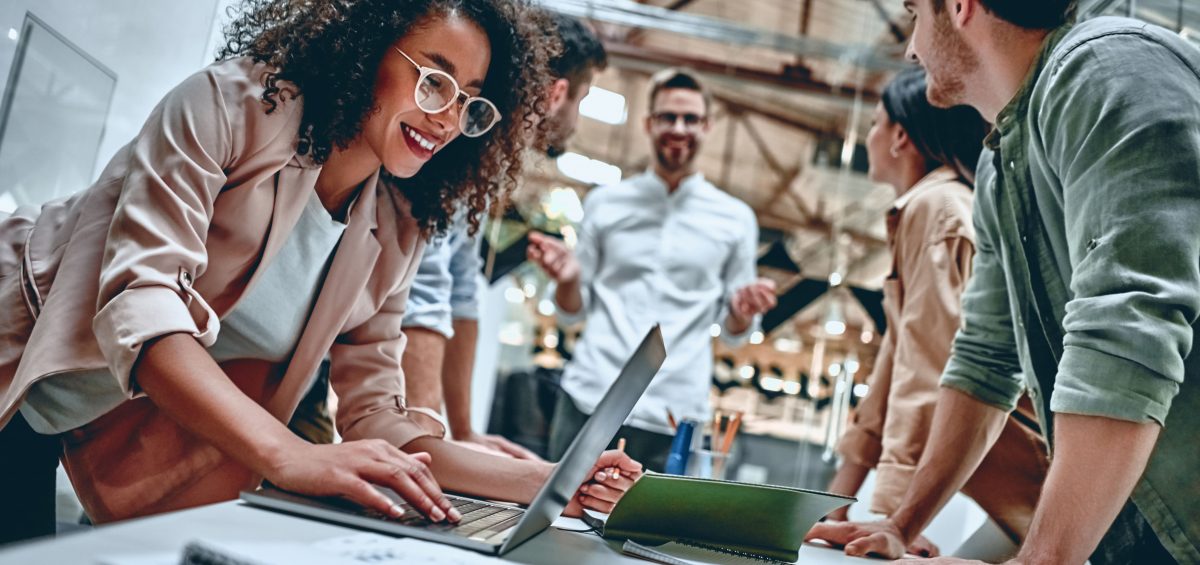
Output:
[{"xmin": 403, "ymin": 216, "xmax": 481, "ymax": 338}]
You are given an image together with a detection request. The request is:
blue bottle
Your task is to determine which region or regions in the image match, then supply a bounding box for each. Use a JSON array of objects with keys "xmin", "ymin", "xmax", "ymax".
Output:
[{"xmin": 664, "ymin": 419, "xmax": 695, "ymax": 475}]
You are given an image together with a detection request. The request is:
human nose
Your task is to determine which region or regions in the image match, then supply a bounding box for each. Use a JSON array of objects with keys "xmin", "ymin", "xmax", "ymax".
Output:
[
  {"xmin": 904, "ymin": 39, "xmax": 918, "ymax": 64},
  {"xmin": 428, "ymin": 101, "xmax": 461, "ymax": 137},
  {"xmin": 669, "ymin": 117, "xmax": 687, "ymax": 134}
]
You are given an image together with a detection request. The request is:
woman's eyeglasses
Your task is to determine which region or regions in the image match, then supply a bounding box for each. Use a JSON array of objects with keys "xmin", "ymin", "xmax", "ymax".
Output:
[{"xmin": 394, "ymin": 47, "xmax": 501, "ymax": 138}]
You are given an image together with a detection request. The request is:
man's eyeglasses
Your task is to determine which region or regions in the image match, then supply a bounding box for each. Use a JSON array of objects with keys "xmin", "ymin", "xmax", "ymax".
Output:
[
  {"xmin": 393, "ymin": 47, "xmax": 501, "ymax": 138},
  {"xmin": 650, "ymin": 112, "xmax": 707, "ymax": 131}
]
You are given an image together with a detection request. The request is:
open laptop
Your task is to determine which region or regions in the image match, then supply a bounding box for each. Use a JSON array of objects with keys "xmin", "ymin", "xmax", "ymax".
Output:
[{"xmin": 240, "ymin": 325, "xmax": 666, "ymax": 556}]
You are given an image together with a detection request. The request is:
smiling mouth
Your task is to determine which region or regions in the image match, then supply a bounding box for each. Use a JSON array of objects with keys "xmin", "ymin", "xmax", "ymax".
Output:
[{"xmin": 401, "ymin": 123, "xmax": 438, "ymax": 158}]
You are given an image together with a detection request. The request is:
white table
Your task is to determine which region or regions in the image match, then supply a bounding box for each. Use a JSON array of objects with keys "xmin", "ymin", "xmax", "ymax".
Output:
[{"xmin": 0, "ymin": 501, "xmax": 883, "ymax": 564}]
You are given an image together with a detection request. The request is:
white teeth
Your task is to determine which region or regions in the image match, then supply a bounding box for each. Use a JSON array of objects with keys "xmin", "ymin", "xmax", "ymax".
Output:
[{"xmin": 406, "ymin": 126, "xmax": 436, "ymax": 151}]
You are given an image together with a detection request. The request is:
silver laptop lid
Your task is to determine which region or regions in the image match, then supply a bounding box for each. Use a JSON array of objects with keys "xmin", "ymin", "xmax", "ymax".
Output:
[{"xmin": 499, "ymin": 325, "xmax": 666, "ymax": 553}]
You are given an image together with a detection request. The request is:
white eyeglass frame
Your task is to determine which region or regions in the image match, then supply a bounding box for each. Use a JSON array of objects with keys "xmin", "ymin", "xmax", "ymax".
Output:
[{"xmin": 393, "ymin": 47, "xmax": 501, "ymax": 138}]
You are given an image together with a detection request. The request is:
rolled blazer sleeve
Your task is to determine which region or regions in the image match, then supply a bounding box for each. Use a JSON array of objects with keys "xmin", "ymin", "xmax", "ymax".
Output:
[
  {"xmin": 92, "ymin": 66, "xmax": 242, "ymax": 392},
  {"xmin": 331, "ymin": 243, "xmax": 446, "ymax": 447}
]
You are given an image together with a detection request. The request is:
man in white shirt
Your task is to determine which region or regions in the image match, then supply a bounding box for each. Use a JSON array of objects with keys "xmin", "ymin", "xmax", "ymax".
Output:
[{"xmin": 528, "ymin": 68, "xmax": 777, "ymax": 471}]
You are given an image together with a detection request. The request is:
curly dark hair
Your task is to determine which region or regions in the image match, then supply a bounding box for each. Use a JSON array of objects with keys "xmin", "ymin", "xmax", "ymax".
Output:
[{"xmin": 218, "ymin": 0, "xmax": 556, "ymax": 237}]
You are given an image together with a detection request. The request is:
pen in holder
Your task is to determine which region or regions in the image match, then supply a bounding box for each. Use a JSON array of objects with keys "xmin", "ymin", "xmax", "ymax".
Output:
[{"xmin": 664, "ymin": 419, "xmax": 695, "ymax": 475}]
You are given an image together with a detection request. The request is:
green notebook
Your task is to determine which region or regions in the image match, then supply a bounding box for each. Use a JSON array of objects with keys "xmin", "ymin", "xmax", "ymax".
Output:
[{"xmin": 602, "ymin": 473, "xmax": 854, "ymax": 563}]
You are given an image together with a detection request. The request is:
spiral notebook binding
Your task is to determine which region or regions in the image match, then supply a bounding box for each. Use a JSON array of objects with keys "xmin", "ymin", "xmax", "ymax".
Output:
[
  {"xmin": 678, "ymin": 538, "xmax": 791, "ymax": 564},
  {"xmin": 621, "ymin": 539, "xmax": 793, "ymax": 565}
]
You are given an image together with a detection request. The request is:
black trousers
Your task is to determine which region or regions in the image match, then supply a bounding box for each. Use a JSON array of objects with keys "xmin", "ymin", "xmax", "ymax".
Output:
[
  {"xmin": 0, "ymin": 412, "xmax": 60, "ymax": 546},
  {"xmin": 546, "ymin": 392, "xmax": 673, "ymax": 473}
]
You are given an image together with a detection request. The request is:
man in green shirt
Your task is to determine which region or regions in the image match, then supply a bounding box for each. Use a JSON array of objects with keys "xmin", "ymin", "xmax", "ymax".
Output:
[{"xmin": 807, "ymin": 1, "xmax": 1200, "ymax": 563}]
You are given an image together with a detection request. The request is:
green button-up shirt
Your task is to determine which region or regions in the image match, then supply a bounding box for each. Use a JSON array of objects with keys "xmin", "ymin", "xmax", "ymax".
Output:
[{"xmin": 939, "ymin": 17, "xmax": 1200, "ymax": 561}]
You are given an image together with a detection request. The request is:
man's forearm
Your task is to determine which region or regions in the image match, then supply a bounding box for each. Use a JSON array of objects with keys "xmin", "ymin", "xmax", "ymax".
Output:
[
  {"xmin": 1016, "ymin": 414, "xmax": 1160, "ymax": 565},
  {"xmin": 555, "ymin": 278, "xmax": 583, "ymax": 315},
  {"xmin": 890, "ymin": 387, "xmax": 1007, "ymax": 541},
  {"xmin": 442, "ymin": 319, "xmax": 478, "ymax": 440},
  {"xmin": 828, "ymin": 460, "xmax": 872, "ymax": 499},
  {"xmin": 401, "ymin": 327, "xmax": 449, "ymax": 412},
  {"xmin": 826, "ymin": 460, "xmax": 872, "ymax": 520}
]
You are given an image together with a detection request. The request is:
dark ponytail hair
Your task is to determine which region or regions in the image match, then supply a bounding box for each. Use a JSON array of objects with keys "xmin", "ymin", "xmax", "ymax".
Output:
[{"xmin": 881, "ymin": 67, "xmax": 990, "ymax": 184}]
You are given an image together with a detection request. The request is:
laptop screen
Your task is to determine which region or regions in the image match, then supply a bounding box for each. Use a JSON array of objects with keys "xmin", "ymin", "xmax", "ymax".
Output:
[{"xmin": 500, "ymin": 325, "xmax": 666, "ymax": 552}]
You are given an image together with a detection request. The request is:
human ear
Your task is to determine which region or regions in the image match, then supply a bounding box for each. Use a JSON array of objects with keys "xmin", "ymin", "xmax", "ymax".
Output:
[
  {"xmin": 891, "ymin": 127, "xmax": 912, "ymax": 158},
  {"xmin": 954, "ymin": 0, "xmax": 979, "ymax": 29},
  {"xmin": 548, "ymin": 78, "xmax": 570, "ymax": 114}
]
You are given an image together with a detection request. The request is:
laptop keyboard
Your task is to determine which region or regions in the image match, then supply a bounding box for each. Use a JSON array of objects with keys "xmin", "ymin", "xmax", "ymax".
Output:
[{"xmin": 364, "ymin": 495, "xmax": 524, "ymax": 544}]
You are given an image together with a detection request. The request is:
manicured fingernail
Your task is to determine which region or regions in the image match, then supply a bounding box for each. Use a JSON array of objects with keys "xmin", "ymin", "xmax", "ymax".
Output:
[
  {"xmin": 431, "ymin": 507, "xmax": 446, "ymax": 522},
  {"xmin": 449, "ymin": 508, "xmax": 462, "ymax": 521},
  {"xmin": 581, "ymin": 485, "xmax": 590, "ymax": 493},
  {"xmin": 390, "ymin": 504, "xmax": 404, "ymax": 517},
  {"xmin": 595, "ymin": 471, "xmax": 608, "ymax": 481},
  {"xmin": 611, "ymin": 469, "xmax": 621, "ymax": 480}
]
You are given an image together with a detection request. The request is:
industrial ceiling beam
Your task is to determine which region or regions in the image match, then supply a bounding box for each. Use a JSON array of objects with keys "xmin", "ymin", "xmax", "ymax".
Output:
[
  {"xmin": 540, "ymin": 0, "xmax": 909, "ymax": 72},
  {"xmin": 603, "ymin": 41, "xmax": 883, "ymax": 104}
]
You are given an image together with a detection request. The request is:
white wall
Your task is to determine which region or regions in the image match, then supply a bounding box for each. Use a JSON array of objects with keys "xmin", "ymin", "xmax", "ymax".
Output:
[
  {"xmin": 1, "ymin": 0, "xmax": 235, "ymax": 525},
  {"xmin": 0, "ymin": 0, "xmax": 225, "ymax": 183}
]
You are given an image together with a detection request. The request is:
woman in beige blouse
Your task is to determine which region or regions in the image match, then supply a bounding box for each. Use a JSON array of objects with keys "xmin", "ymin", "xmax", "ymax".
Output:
[
  {"xmin": 817, "ymin": 68, "xmax": 1048, "ymax": 556},
  {"xmin": 0, "ymin": 0, "xmax": 638, "ymax": 545}
]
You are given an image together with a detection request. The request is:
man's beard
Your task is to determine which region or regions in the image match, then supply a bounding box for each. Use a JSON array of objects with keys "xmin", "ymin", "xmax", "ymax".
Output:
[
  {"xmin": 654, "ymin": 138, "xmax": 697, "ymax": 172},
  {"xmin": 924, "ymin": 12, "xmax": 977, "ymax": 109},
  {"xmin": 542, "ymin": 113, "xmax": 571, "ymax": 158}
]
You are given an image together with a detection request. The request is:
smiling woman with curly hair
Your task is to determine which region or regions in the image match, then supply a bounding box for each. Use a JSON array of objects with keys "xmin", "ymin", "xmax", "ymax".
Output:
[
  {"xmin": 220, "ymin": 0, "xmax": 548, "ymax": 237},
  {"xmin": 0, "ymin": 0, "xmax": 641, "ymax": 544}
]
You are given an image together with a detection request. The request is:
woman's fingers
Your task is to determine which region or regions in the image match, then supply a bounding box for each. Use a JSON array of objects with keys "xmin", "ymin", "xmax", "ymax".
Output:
[
  {"xmin": 579, "ymin": 482, "xmax": 623, "ymax": 504},
  {"xmin": 362, "ymin": 461, "xmax": 452, "ymax": 523},
  {"xmin": 591, "ymin": 469, "xmax": 636, "ymax": 491},
  {"xmin": 576, "ymin": 492, "xmax": 616, "ymax": 514},
  {"xmin": 341, "ymin": 474, "xmax": 407, "ymax": 519}
]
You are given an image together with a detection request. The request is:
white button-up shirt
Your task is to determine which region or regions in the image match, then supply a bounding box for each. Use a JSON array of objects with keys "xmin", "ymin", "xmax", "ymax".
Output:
[{"xmin": 559, "ymin": 170, "xmax": 760, "ymax": 434}]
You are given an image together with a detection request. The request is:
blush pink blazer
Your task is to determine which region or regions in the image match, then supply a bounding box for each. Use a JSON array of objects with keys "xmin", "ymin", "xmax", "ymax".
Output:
[{"xmin": 0, "ymin": 57, "xmax": 442, "ymax": 522}]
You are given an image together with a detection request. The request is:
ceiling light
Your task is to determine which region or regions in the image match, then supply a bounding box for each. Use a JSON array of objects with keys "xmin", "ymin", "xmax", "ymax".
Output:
[
  {"xmin": 556, "ymin": 152, "xmax": 623, "ymax": 186},
  {"xmin": 579, "ymin": 86, "xmax": 627, "ymax": 125}
]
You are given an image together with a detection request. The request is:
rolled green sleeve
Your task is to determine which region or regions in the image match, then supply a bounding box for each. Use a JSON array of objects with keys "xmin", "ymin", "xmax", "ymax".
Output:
[
  {"xmin": 1042, "ymin": 32, "xmax": 1200, "ymax": 424},
  {"xmin": 940, "ymin": 163, "xmax": 1025, "ymax": 412}
]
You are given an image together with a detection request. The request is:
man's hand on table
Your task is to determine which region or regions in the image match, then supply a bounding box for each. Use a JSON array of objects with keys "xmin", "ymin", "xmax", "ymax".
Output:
[{"xmin": 806, "ymin": 518, "xmax": 939, "ymax": 559}]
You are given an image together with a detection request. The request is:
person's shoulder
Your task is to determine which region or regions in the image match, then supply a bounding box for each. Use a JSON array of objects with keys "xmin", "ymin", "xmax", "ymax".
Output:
[
  {"xmin": 906, "ymin": 173, "xmax": 967, "ymax": 211},
  {"xmin": 190, "ymin": 57, "xmax": 304, "ymax": 158},
  {"xmin": 898, "ymin": 172, "xmax": 973, "ymax": 242},
  {"xmin": 1050, "ymin": 17, "xmax": 1199, "ymax": 77}
]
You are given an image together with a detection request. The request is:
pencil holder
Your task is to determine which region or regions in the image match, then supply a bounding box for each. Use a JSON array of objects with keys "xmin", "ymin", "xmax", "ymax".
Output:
[{"xmin": 686, "ymin": 448, "xmax": 730, "ymax": 480}]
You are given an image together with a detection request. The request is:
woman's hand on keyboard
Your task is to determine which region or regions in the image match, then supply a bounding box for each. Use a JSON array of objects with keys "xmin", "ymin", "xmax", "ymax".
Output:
[{"xmin": 265, "ymin": 439, "xmax": 461, "ymax": 524}]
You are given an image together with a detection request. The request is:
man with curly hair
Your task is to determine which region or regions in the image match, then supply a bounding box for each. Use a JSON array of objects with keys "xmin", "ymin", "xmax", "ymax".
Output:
[
  {"xmin": 808, "ymin": 0, "xmax": 1200, "ymax": 563},
  {"xmin": 0, "ymin": 0, "xmax": 638, "ymax": 545}
]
